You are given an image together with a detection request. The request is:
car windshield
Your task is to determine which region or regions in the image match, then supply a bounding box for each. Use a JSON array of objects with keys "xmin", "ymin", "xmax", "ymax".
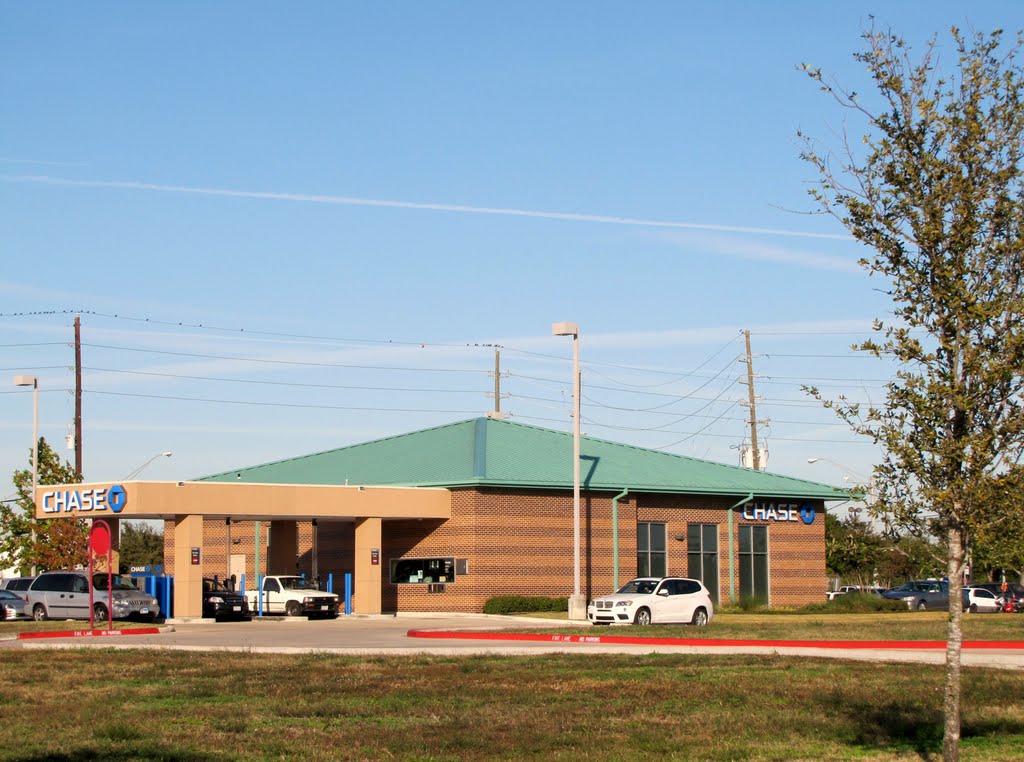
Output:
[
  {"xmin": 280, "ymin": 577, "xmax": 315, "ymax": 590},
  {"xmin": 92, "ymin": 574, "xmax": 138, "ymax": 591},
  {"xmin": 616, "ymin": 580, "xmax": 659, "ymax": 595}
]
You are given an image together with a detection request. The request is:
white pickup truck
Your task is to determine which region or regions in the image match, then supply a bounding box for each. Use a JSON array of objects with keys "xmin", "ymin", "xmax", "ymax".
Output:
[
  {"xmin": 246, "ymin": 575, "xmax": 339, "ymax": 618},
  {"xmin": 826, "ymin": 585, "xmax": 862, "ymax": 601}
]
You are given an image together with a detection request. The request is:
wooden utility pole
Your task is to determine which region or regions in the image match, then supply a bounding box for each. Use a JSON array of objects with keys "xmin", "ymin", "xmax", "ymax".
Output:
[
  {"xmin": 743, "ymin": 329, "xmax": 760, "ymax": 471},
  {"xmin": 74, "ymin": 314, "xmax": 83, "ymax": 479}
]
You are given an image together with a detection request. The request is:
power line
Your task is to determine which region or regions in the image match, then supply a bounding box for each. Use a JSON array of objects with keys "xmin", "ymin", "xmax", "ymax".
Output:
[
  {"xmin": 85, "ymin": 389, "xmax": 485, "ymax": 415},
  {"xmin": 83, "ymin": 366, "xmax": 483, "ymax": 394},
  {"xmin": 82, "ymin": 343, "xmax": 492, "ymax": 373}
]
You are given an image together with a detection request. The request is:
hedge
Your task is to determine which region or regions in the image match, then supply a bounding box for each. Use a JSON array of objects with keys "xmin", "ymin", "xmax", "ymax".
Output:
[{"xmin": 482, "ymin": 595, "xmax": 569, "ymax": 615}]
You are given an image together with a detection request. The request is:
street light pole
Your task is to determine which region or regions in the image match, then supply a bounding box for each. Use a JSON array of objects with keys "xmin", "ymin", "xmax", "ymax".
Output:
[
  {"xmin": 124, "ymin": 451, "xmax": 174, "ymax": 480},
  {"xmin": 13, "ymin": 375, "xmax": 38, "ymax": 576},
  {"xmin": 552, "ymin": 322, "xmax": 585, "ymax": 620}
]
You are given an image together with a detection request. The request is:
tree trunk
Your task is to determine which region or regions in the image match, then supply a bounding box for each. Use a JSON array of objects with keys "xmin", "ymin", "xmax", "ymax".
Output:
[{"xmin": 943, "ymin": 526, "xmax": 965, "ymax": 761}]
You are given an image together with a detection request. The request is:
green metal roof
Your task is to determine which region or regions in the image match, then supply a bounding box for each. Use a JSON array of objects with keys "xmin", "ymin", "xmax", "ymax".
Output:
[{"xmin": 199, "ymin": 418, "xmax": 846, "ymax": 501}]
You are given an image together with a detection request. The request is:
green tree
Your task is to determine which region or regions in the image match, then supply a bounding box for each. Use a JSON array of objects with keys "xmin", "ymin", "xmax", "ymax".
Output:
[
  {"xmin": 2, "ymin": 437, "xmax": 88, "ymax": 573},
  {"xmin": 119, "ymin": 522, "xmax": 164, "ymax": 569},
  {"xmin": 963, "ymin": 467, "xmax": 1024, "ymax": 582},
  {"xmin": 800, "ymin": 26, "xmax": 1024, "ymax": 761},
  {"xmin": 876, "ymin": 534, "xmax": 946, "ymax": 586},
  {"xmin": 825, "ymin": 512, "xmax": 887, "ymax": 584}
]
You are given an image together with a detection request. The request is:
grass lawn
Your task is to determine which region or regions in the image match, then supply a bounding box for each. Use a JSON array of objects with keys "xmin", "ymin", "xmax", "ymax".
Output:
[{"xmin": 1, "ymin": 649, "xmax": 1023, "ymax": 760}]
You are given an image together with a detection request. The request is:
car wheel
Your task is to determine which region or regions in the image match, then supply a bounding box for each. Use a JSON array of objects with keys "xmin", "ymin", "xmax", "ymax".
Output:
[
  {"xmin": 969, "ymin": 603, "xmax": 978, "ymax": 613},
  {"xmin": 285, "ymin": 601, "xmax": 302, "ymax": 617},
  {"xmin": 635, "ymin": 608, "xmax": 652, "ymax": 626},
  {"xmin": 93, "ymin": 603, "xmax": 108, "ymax": 621},
  {"xmin": 691, "ymin": 608, "xmax": 709, "ymax": 627},
  {"xmin": 917, "ymin": 601, "xmax": 927, "ymax": 611},
  {"xmin": 32, "ymin": 604, "xmax": 48, "ymax": 621}
]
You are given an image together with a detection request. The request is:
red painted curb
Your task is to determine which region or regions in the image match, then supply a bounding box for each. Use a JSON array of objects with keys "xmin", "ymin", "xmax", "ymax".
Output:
[
  {"xmin": 406, "ymin": 629, "xmax": 1024, "ymax": 651},
  {"xmin": 18, "ymin": 628, "xmax": 161, "ymax": 640}
]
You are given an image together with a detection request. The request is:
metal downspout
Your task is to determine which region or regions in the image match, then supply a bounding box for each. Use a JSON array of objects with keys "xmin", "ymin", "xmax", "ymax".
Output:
[
  {"xmin": 728, "ymin": 493, "xmax": 754, "ymax": 605},
  {"xmin": 612, "ymin": 488, "xmax": 629, "ymax": 590}
]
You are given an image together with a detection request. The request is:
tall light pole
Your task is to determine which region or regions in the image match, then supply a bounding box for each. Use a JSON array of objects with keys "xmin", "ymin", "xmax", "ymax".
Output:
[
  {"xmin": 551, "ymin": 322, "xmax": 585, "ymax": 620},
  {"xmin": 13, "ymin": 375, "xmax": 38, "ymax": 576},
  {"xmin": 125, "ymin": 451, "xmax": 173, "ymax": 480}
]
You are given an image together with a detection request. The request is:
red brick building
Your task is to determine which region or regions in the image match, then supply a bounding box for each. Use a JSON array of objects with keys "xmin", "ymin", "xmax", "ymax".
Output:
[{"xmin": 167, "ymin": 417, "xmax": 844, "ymax": 612}]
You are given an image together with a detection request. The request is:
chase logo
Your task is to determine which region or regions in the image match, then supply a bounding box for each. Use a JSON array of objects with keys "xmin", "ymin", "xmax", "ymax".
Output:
[
  {"xmin": 107, "ymin": 485, "xmax": 127, "ymax": 513},
  {"xmin": 799, "ymin": 503, "xmax": 816, "ymax": 525}
]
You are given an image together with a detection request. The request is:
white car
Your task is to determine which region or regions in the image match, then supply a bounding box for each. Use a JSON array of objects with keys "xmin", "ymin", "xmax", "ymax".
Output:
[
  {"xmin": 587, "ymin": 577, "xmax": 714, "ymax": 626},
  {"xmin": 963, "ymin": 586, "xmax": 1002, "ymax": 613}
]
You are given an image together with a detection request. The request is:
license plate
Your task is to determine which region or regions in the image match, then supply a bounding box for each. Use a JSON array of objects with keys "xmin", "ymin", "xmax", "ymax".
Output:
[
  {"xmin": 320, "ymin": 605, "xmax": 328, "ymax": 610},
  {"xmin": 232, "ymin": 605, "xmax": 241, "ymax": 611},
  {"xmin": 140, "ymin": 608, "xmax": 149, "ymax": 614}
]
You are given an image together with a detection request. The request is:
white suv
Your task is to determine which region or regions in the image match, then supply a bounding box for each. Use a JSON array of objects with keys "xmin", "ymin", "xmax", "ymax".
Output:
[{"xmin": 587, "ymin": 577, "xmax": 714, "ymax": 626}]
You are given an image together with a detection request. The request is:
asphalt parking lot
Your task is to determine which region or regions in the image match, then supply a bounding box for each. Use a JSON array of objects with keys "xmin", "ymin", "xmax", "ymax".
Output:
[{"xmin": 6, "ymin": 613, "xmax": 1024, "ymax": 669}]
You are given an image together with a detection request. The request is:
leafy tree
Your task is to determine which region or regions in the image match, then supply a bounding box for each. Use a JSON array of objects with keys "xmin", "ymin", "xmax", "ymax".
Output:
[
  {"xmin": 800, "ymin": 26, "xmax": 1024, "ymax": 760},
  {"xmin": 2, "ymin": 437, "xmax": 88, "ymax": 573},
  {"xmin": 119, "ymin": 522, "xmax": 164, "ymax": 569},
  {"xmin": 825, "ymin": 512, "xmax": 887, "ymax": 583},
  {"xmin": 963, "ymin": 467, "xmax": 1024, "ymax": 582},
  {"xmin": 876, "ymin": 534, "xmax": 946, "ymax": 586}
]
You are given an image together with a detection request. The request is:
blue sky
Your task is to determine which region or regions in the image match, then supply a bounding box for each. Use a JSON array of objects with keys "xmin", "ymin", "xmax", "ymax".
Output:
[{"xmin": 1, "ymin": 2, "xmax": 1017, "ymax": 503}]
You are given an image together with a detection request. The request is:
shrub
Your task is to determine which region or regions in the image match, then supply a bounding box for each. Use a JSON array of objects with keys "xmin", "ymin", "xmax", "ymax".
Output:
[
  {"xmin": 482, "ymin": 595, "xmax": 569, "ymax": 615},
  {"xmin": 800, "ymin": 592, "xmax": 907, "ymax": 614}
]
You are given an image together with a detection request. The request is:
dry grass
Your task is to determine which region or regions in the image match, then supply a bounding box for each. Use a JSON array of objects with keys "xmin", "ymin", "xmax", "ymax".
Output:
[{"xmin": 0, "ymin": 649, "xmax": 1022, "ymax": 760}]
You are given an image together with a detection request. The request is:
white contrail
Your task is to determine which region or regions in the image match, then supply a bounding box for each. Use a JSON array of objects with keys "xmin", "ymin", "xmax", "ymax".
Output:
[{"xmin": 2, "ymin": 174, "xmax": 852, "ymax": 241}]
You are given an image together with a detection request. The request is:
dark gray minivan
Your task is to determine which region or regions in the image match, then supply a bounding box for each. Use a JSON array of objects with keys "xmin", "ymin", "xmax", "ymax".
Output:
[{"xmin": 25, "ymin": 571, "xmax": 160, "ymax": 622}]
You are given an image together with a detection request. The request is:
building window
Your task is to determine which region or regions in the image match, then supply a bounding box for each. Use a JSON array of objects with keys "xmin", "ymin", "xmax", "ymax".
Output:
[
  {"xmin": 637, "ymin": 522, "xmax": 667, "ymax": 577},
  {"xmin": 738, "ymin": 525, "xmax": 769, "ymax": 604},
  {"xmin": 390, "ymin": 557, "xmax": 456, "ymax": 584},
  {"xmin": 687, "ymin": 523, "xmax": 719, "ymax": 603}
]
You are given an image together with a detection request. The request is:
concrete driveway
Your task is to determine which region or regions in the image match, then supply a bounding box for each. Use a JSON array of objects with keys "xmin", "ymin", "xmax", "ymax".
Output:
[{"xmin": 9, "ymin": 613, "xmax": 1024, "ymax": 669}]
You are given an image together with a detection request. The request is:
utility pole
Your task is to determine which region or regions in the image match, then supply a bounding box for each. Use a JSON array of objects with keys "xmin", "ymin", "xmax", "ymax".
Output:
[
  {"xmin": 74, "ymin": 314, "xmax": 83, "ymax": 479},
  {"xmin": 742, "ymin": 329, "xmax": 761, "ymax": 471}
]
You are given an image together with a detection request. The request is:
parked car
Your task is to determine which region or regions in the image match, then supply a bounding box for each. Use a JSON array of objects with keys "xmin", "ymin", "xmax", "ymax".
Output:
[
  {"xmin": 25, "ymin": 571, "xmax": 160, "ymax": 622},
  {"xmin": 962, "ymin": 587, "xmax": 1002, "ymax": 614},
  {"xmin": 826, "ymin": 585, "xmax": 886, "ymax": 600},
  {"xmin": 0, "ymin": 589, "xmax": 28, "ymax": 619},
  {"xmin": 972, "ymin": 582, "xmax": 1024, "ymax": 610},
  {"xmin": 882, "ymin": 580, "xmax": 949, "ymax": 610},
  {"xmin": 203, "ymin": 578, "xmax": 250, "ymax": 620},
  {"xmin": 587, "ymin": 577, "xmax": 714, "ymax": 626},
  {"xmin": 1, "ymin": 577, "xmax": 35, "ymax": 593}
]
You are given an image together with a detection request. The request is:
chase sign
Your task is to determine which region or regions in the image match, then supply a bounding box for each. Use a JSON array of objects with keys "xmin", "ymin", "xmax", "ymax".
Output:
[
  {"xmin": 742, "ymin": 501, "xmax": 816, "ymax": 525},
  {"xmin": 41, "ymin": 484, "xmax": 128, "ymax": 516}
]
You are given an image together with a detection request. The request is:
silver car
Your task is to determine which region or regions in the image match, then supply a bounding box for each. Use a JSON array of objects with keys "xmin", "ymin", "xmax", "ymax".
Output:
[
  {"xmin": 25, "ymin": 571, "xmax": 160, "ymax": 622},
  {"xmin": 0, "ymin": 589, "xmax": 28, "ymax": 619},
  {"xmin": 882, "ymin": 580, "xmax": 949, "ymax": 610}
]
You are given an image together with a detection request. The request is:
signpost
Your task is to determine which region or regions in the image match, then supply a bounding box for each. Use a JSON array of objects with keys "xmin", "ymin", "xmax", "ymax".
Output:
[{"xmin": 88, "ymin": 519, "xmax": 114, "ymax": 631}]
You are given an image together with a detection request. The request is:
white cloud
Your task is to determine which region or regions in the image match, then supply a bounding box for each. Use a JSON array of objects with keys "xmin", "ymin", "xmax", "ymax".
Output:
[
  {"xmin": 3, "ymin": 174, "xmax": 853, "ymax": 241},
  {"xmin": 654, "ymin": 231, "xmax": 863, "ymax": 273}
]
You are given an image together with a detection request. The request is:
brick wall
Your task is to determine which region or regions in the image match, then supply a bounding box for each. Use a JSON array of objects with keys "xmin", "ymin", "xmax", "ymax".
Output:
[{"xmin": 162, "ymin": 489, "xmax": 826, "ymax": 612}]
